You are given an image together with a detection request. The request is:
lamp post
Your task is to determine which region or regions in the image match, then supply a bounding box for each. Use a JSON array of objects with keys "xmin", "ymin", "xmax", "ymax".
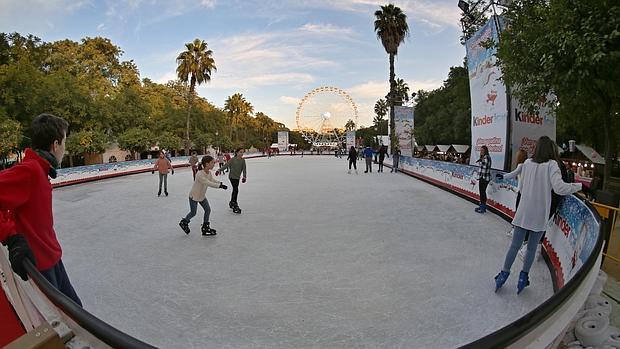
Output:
[{"xmin": 215, "ymin": 131, "xmax": 219, "ymax": 154}]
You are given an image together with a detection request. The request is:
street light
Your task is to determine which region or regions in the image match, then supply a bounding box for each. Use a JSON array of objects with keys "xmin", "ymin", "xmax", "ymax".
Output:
[{"xmin": 215, "ymin": 131, "xmax": 219, "ymax": 154}]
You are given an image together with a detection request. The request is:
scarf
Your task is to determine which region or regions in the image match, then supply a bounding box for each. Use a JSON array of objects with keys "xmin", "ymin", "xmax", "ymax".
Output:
[{"xmin": 34, "ymin": 149, "xmax": 59, "ymax": 179}]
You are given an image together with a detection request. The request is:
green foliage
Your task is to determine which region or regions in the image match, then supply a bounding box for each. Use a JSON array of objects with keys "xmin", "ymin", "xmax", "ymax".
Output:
[
  {"xmin": 157, "ymin": 131, "xmax": 182, "ymax": 152},
  {"xmin": 414, "ymin": 65, "xmax": 471, "ymax": 145},
  {"xmin": 117, "ymin": 127, "xmax": 154, "ymax": 155},
  {"xmin": 0, "ymin": 117, "xmax": 21, "ymax": 158},
  {"xmin": 66, "ymin": 129, "xmax": 107, "ymax": 155}
]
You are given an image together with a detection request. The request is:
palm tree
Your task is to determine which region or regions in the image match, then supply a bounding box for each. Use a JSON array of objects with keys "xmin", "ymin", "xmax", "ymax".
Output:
[
  {"xmin": 374, "ymin": 4, "xmax": 409, "ymax": 151},
  {"xmin": 374, "ymin": 98, "xmax": 388, "ymax": 119},
  {"xmin": 344, "ymin": 119, "xmax": 356, "ymax": 131},
  {"xmin": 395, "ymin": 78, "xmax": 410, "ymax": 105},
  {"xmin": 176, "ymin": 39, "xmax": 216, "ymax": 155},
  {"xmin": 224, "ymin": 93, "xmax": 254, "ymax": 142}
]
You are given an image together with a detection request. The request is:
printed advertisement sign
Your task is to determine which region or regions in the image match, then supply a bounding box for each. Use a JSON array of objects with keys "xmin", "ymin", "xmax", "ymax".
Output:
[
  {"xmin": 466, "ymin": 16, "xmax": 508, "ymax": 170},
  {"xmin": 277, "ymin": 131, "xmax": 289, "ymax": 152},
  {"xmin": 346, "ymin": 131, "xmax": 356, "ymax": 150},
  {"xmin": 510, "ymin": 95, "xmax": 557, "ymax": 169},
  {"xmin": 394, "ymin": 106, "xmax": 414, "ymax": 157}
]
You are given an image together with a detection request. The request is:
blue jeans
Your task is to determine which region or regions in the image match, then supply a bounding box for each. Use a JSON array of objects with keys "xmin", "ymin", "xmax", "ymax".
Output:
[
  {"xmin": 40, "ymin": 260, "xmax": 82, "ymax": 307},
  {"xmin": 502, "ymin": 226, "xmax": 544, "ymax": 274},
  {"xmin": 185, "ymin": 198, "xmax": 211, "ymax": 224},
  {"xmin": 158, "ymin": 173, "xmax": 168, "ymax": 193}
]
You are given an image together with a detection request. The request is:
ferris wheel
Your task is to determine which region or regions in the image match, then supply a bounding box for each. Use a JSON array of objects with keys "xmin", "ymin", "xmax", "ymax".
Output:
[{"xmin": 295, "ymin": 86, "xmax": 358, "ymax": 147}]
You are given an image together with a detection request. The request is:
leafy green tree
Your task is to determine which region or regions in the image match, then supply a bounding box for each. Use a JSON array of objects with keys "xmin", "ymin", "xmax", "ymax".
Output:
[
  {"xmin": 394, "ymin": 78, "xmax": 411, "ymax": 105},
  {"xmin": 176, "ymin": 39, "xmax": 216, "ymax": 155},
  {"xmin": 157, "ymin": 132, "xmax": 182, "ymax": 155},
  {"xmin": 496, "ymin": 0, "xmax": 620, "ymax": 187},
  {"xmin": 224, "ymin": 93, "xmax": 253, "ymax": 142},
  {"xmin": 118, "ymin": 127, "xmax": 154, "ymax": 160},
  {"xmin": 0, "ymin": 118, "xmax": 21, "ymax": 168},
  {"xmin": 193, "ymin": 131, "xmax": 213, "ymax": 154},
  {"xmin": 374, "ymin": 4, "xmax": 410, "ymax": 150},
  {"xmin": 65, "ymin": 128, "xmax": 107, "ymax": 167}
]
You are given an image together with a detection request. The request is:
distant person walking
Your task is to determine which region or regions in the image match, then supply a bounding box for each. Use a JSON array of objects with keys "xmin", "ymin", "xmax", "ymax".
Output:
[
  {"xmin": 347, "ymin": 146, "xmax": 358, "ymax": 174},
  {"xmin": 363, "ymin": 146, "xmax": 373, "ymax": 173},
  {"xmin": 494, "ymin": 136, "xmax": 582, "ymax": 294},
  {"xmin": 391, "ymin": 147, "xmax": 401, "ymax": 173},
  {"xmin": 153, "ymin": 150, "xmax": 174, "ymax": 197},
  {"xmin": 217, "ymin": 148, "xmax": 247, "ymax": 214},
  {"xmin": 179, "ymin": 155, "xmax": 227, "ymax": 236},
  {"xmin": 378, "ymin": 145, "xmax": 389, "ymax": 172},
  {"xmin": 189, "ymin": 151, "xmax": 199, "ymax": 180},
  {"xmin": 474, "ymin": 145, "xmax": 492, "ymax": 213}
]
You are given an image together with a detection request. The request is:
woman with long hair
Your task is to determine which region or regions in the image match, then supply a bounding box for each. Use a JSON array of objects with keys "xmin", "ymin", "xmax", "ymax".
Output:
[
  {"xmin": 217, "ymin": 148, "xmax": 247, "ymax": 214},
  {"xmin": 347, "ymin": 146, "xmax": 358, "ymax": 174},
  {"xmin": 474, "ymin": 145, "xmax": 492, "ymax": 213},
  {"xmin": 494, "ymin": 136, "xmax": 582, "ymax": 294}
]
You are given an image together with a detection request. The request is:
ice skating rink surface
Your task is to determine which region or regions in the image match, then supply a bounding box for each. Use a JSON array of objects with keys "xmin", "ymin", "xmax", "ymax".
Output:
[{"xmin": 53, "ymin": 156, "xmax": 552, "ymax": 348}]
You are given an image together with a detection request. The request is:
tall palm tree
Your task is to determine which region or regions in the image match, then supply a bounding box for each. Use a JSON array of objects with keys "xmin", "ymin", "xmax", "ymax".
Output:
[
  {"xmin": 344, "ymin": 119, "xmax": 356, "ymax": 131},
  {"xmin": 374, "ymin": 4, "xmax": 409, "ymax": 151},
  {"xmin": 176, "ymin": 38, "xmax": 216, "ymax": 154},
  {"xmin": 224, "ymin": 93, "xmax": 254, "ymax": 142},
  {"xmin": 395, "ymin": 78, "xmax": 410, "ymax": 105}
]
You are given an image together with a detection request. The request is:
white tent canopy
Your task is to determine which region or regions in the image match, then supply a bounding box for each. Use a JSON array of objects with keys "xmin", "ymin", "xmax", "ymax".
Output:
[
  {"xmin": 436, "ymin": 145, "xmax": 451, "ymax": 153},
  {"xmin": 576, "ymin": 145, "xmax": 605, "ymax": 165},
  {"xmin": 452, "ymin": 145, "xmax": 470, "ymax": 154}
]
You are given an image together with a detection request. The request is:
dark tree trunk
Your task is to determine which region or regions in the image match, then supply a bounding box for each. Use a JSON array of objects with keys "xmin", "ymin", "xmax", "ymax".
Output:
[{"xmin": 389, "ymin": 53, "xmax": 396, "ymax": 153}]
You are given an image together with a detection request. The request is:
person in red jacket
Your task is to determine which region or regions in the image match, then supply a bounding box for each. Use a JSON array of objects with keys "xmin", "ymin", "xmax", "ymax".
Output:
[{"xmin": 0, "ymin": 113, "xmax": 82, "ymax": 306}]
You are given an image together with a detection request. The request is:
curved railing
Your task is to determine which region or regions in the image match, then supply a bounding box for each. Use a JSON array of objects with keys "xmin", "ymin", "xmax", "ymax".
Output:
[{"xmin": 1, "ymin": 154, "xmax": 604, "ymax": 348}]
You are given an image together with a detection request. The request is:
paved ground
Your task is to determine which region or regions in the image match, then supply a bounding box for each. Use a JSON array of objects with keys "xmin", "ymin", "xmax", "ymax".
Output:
[{"xmin": 52, "ymin": 156, "xmax": 553, "ymax": 348}]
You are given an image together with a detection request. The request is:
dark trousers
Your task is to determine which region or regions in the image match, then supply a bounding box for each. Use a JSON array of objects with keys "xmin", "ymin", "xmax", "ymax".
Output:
[
  {"xmin": 479, "ymin": 179, "xmax": 490, "ymax": 205},
  {"xmin": 158, "ymin": 173, "xmax": 168, "ymax": 194},
  {"xmin": 378, "ymin": 158, "xmax": 385, "ymax": 172},
  {"xmin": 192, "ymin": 166, "xmax": 198, "ymax": 180},
  {"xmin": 41, "ymin": 260, "xmax": 82, "ymax": 307},
  {"xmin": 365, "ymin": 157, "xmax": 372, "ymax": 172},
  {"xmin": 230, "ymin": 178, "xmax": 240, "ymax": 203},
  {"xmin": 349, "ymin": 159, "xmax": 357, "ymax": 170}
]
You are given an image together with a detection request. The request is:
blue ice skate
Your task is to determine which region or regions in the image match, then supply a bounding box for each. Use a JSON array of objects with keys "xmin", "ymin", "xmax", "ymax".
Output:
[
  {"xmin": 517, "ymin": 271, "xmax": 530, "ymax": 294},
  {"xmin": 494, "ymin": 270, "xmax": 510, "ymax": 292}
]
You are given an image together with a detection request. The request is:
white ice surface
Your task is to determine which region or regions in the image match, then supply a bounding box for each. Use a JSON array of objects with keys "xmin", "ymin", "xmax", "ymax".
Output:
[{"xmin": 52, "ymin": 156, "xmax": 553, "ymax": 348}]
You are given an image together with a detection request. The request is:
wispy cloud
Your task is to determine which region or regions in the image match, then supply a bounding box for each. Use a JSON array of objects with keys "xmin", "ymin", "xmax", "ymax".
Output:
[
  {"xmin": 299, "ymin": 23, "xmax": 355, "ymax": 37},
  {"xmin": 0, "ymin": 0, "xmax": 93, "ymax": 35},
  {"xmin": 201, "ymin": 0, "xmax": 217, "ymax": 8},
  {"xmin": 280, "ymin": 96, "xmax": 301, "ymax": 105}
]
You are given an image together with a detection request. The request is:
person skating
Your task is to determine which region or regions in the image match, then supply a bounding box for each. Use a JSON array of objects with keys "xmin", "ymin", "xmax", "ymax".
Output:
[
  {"xmin": 152, "ymin": 150, "xmax": 174, "ymax": 196},
  {"xmin": 494, "ymin": 136, "xmax": 582, "ymax": 294},
  {"xmin": 391, "ymin": 147, "xmax": 401, "ymax": 173},
  {"xmin": 217, "ymin": 148, "xmax": 247, "ymax": 214},
  {"xmin": 0, "ymin": 114, "xmax": 82, "ymax": 306},
  {"xmin": 378, "ymin": 145, "xmax": 389, "ymax": 172},
  {"xmin": 363, "ymin": 146, "xmax": 373, "ymax": 173},
  {"xmin": 474, "ymin": 145, "xmax": 491, "ymax": 213},
  {"xmin": 347, "ymin": 146, "xmax": 358, "ymax": 174},
  {"xmin": 179, "ymin": 155, "xmax": 227, "ymax": 236},
  {"xmin": 189, "ymin": 151, "xmax": 199, "ymax": 180}
]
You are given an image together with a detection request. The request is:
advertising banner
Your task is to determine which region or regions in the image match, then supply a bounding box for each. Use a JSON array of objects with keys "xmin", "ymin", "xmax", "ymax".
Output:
[
  {"xmin": 397, "ymin": 155, "xmax": 600, "ymax": 290},
  {"xmin": 346, "ymin": 131, "xmax": 356, "ymax": 150},
  {"xmin": 277, "ymin": 131, "xmax": 289, "ymax": 152},
  {"xmin": 394, "ymin": 106, "xmax": 414, "ymax": 157},
  {"xmin": 509, "ymin": 95, "xmax": 557, "ymax": 169},
  {"xmin": 466, "ymin": 16, "xmax": 508, "ymax": 170}
]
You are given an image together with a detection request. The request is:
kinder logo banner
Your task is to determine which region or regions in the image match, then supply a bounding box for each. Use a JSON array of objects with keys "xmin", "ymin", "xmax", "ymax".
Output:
[
  {"xmin": 394, "ymin": 106, "xmax": 414, "ymax": 157},
  {"xmin": 277, "ymin": 131, "xmax": 289, "ymax": 152},
  {"xmin": 466, "ymin": 16, "xmax": 508, "ymax": 170},
  {"xmin": 544, "ymin": 195, "xmax": 599, "ymax": 288},
  {"xmin": 510, "ymin": 95, "xmax": 557, "ymax": 169},
  {"xmin": 346, "ymin": 131, "xmax": 356, "ymax": 150}
]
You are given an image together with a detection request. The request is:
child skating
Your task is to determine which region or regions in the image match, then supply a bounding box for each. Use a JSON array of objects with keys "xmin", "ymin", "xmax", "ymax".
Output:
[
  {"xmin": 179, "ymin": 155, "xmax": 227, "ymax": 236},
  {"xmin": 216, "ymin": 148, "xmax": 247, "ymax": 214},
  {"xmin": 152, "ymin": 150, "xmax": 174, "ymax": 196}
]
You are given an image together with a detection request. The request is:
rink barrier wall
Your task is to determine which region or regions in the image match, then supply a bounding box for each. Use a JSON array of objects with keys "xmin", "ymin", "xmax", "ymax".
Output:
[
  {"xmin": 2, "ymin": 154, "xmax": 603, "ymax": 348},
  {"xmin": 391, "ymin": 156, "xmax": 603, "ymax": 348}
]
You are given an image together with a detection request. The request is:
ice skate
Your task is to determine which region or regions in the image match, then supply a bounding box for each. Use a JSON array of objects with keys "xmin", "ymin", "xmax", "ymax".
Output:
[
  {"xmin": 201, "ymin": 223, "xmax": 216, "ymax": 236},
  {"xmin": 157, "ymin": 190, "xmax": 161, "ymax": 197},
  {"xmin": 474, "ymin": 204, "xmax": 486, "ymax": 213},
  {"xmin": 229, "ymin": 201, "xmax": 235, "ymax": 209},
  {"xmin": 179, "ymin": 218, "xmax": 190, "ymax": 235},
  {"xmin": 494, "ymin": 270, "xmax": 510, "ymax": 292},
  {"xmin": 517, "ymin": 271, "xmax": 530, "ymax": 294},
  {"xmin": 164, "ymin": 191, "xmax": 168, "ymax": 197},
  {"xmin": 232, "ymin": 203, "xmax": 242, "ymax": 214}
]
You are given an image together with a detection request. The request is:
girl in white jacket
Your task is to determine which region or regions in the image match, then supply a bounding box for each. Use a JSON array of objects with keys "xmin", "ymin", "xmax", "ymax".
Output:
[
  {"xmin": 179, "ymin": 156, "xmax": 227, "ymax": 236},
  {"xmin": 494, "ymin": 136, "xmax": 582, "ymax": 294}
]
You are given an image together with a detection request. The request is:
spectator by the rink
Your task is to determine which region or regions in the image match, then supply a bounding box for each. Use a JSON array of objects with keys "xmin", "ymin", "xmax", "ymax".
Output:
[
  {"xmin": 0, "ymin": 114, "xmax": 82, "ymax": 306},
  {"xmin": 494, "ymin": 136, "xmax": 582, "ymax": 294},
  {"xmin": 363, "ymin": 146, "xmax": 374, "ymax": 173}
]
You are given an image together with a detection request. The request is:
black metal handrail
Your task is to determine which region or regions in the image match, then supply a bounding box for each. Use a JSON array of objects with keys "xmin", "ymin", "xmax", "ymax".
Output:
[{"xmin": 23, "ymin": 260, "xmax": 157, "ymax": 349}]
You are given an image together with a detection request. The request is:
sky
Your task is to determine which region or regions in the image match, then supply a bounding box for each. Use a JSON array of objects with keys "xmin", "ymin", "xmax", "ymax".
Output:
[{"xmin": 0, "ymin": 0, "xmax": 467, "ymax": 129}]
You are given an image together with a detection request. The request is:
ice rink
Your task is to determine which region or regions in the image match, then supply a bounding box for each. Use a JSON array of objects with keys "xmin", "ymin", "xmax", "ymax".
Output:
[{"xmin": 53, "ymin": 156, "xmax": 553, "ymax": 348}]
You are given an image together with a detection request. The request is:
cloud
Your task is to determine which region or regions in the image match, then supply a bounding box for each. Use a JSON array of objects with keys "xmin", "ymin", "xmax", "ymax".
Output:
[
  {"xmin": 0, "ymin": 0, "xmax": 93, "ymax": 35},
  {"xmin": 97, "ymin": 23, "xmax": 106, "ymax": 31},
  {"xmin": 201, "ymin": 0, "xmax": 217, "ymax": 8},
  {"xmin": 299, "ymin": 23, "xmax": 355, "ymax": 37},
  {"xmin": 154, "ymin": 71, "xmax": 179, "ymax": 84},
  {"xmin": 280, "ymin": 96, "xmax": 301, "ymax": 105}
]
